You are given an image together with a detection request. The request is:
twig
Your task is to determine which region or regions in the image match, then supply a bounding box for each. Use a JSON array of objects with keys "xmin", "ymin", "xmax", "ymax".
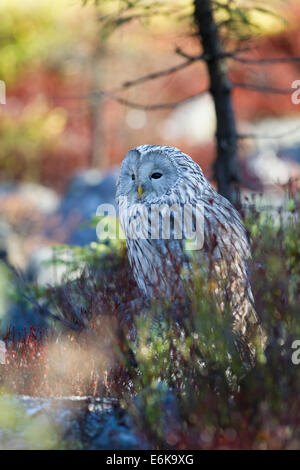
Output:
[
  {"xmin": 232, "ymin": 82, "xmax": 292, "ymax": 94},
  {"xmin": 175, "ymin": 46, "xmax": 300, "ymax": 67},
  {"xmin": 175, "ymin": 45, "xmax": 251, "ymax": 62},
  {"xmin": 102, "ymin": 89, "xmax": 209, "ymax": 109},
  {"xmin": 232, "ymin": 55, "xmax": 300, "ymax": 65}
]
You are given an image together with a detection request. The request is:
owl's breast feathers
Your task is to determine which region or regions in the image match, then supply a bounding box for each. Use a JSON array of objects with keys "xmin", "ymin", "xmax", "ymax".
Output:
[
  {"xmin": 117, "ymin": 179, "xmax": 265, "ymax": 356},
  {"xmin": 117, "ymin": 186, "xmax": 250, "ymax": 296}
]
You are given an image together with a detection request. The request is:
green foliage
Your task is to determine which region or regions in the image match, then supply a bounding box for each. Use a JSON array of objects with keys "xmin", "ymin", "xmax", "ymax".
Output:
[
  {"xmin": 0, "ymin": 0, "xmax": 78, "ymax": 85},
  {"xmin": 84, "ymin": 0, "xmax": 194, "ymax": 40},
  {"xmin": 85, "ymin": 0, "xmax": 286, "ymax": 46},
  {"xmin": 3, "ymin": 201, "xmax": 300, "ymax": 449},
  {"xmin": 122, "ymin": 205, "xmax": 300, "ymax": 448},
  {"xmin": 35, "ymin": 202, "xmax": 298, "ymax": 448},
  {"xmin": 51, "ymin": 219, "xmax": 125, "ymax": 276}
]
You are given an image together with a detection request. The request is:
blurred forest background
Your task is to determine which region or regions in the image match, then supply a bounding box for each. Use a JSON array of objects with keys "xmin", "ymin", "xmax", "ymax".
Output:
[
  {"xmin": 1, "ymin": 0, "xmax": 300, "ymax": 186},
  {"xmin": 0, "ymin": 0, "xmax": 300, "ymax": 270}
]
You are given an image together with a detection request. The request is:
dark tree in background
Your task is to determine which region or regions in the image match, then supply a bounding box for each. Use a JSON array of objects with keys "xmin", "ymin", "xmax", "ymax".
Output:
[
  {"xmin": 86, "ymin": 0, "xmax": 298, "ymax": 204},
  {"xmin": 194, "ymin": 0, "xmax": 239, "ymax": 202}
]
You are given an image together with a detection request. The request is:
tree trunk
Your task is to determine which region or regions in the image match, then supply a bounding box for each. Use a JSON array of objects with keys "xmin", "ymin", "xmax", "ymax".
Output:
[{"xmin": 194, "ymin": 0, "xmax": 239, "ymax": 204}]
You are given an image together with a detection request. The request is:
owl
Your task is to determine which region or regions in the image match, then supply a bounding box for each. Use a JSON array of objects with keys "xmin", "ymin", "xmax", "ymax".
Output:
[{"xmin": 116, "ymin": 145, "xmax": 265, "ymax": 355}]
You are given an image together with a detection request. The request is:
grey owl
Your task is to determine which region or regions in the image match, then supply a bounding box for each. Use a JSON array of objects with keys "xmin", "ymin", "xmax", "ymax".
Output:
[{"xmin": 116, "ymin": 145, "xmax": 265, "ymax": 353}]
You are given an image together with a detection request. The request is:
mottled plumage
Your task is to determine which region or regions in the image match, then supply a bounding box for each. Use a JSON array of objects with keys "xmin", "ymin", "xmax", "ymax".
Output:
[{"xmin": 116, "ymin": 145, "xmax": 265, "ymax": 354}]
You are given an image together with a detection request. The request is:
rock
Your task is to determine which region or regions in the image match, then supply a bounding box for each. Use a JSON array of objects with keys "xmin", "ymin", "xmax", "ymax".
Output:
[
  {"xmin": 0, "ymin": 182, "xmax": 61, "ymax": 268},
  {"xmin": 134, "ymin": 382, "xmax": 181, "ymax": 447},
  {"xmin": 0, "ymin": 182, "xmax": 60, "ymax": 216},
  {"xmin": 87, "ymin": 407, "xmax": 149, "ymax": 450},
  {"xmin": 15, "ymin": 183, "xmax": 60, "ymax": 215},
  {"xmin": 57, "ymin": 169, "xmax": 118, "ymax": 246},
  {"xmin": 0, "ymin": 182, "xmax": 17, "ymax": 198},
  {"xmin": 278, "ymin": 145, "xmax": 300, "ymax": 166}
]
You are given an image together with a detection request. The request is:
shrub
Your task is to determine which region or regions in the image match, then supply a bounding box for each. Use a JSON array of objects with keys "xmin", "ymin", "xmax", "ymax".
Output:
[{"xmin": 1, "ymin": 201, "xmax": 300, "ymax": 449}]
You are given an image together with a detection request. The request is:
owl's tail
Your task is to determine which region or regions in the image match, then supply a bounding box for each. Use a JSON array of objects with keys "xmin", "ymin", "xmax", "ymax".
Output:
[{"xmin": 213, "ymin": 258, "xmax": 267, "ymax": 366}]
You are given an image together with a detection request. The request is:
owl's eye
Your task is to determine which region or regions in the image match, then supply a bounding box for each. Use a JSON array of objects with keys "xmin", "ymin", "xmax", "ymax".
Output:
[
  {"xmin": 151, "ymin": 172, "xmax": 162, "ymax": 179},
  {"xmin": 131, "ymin": 174, "xmax": 135, "ymax": 181}
]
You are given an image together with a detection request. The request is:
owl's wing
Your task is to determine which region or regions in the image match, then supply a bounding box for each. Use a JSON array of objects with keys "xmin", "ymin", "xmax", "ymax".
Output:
[{"xmin": 189, "ymin": 185, "xmax": 266, "ymax": 357}]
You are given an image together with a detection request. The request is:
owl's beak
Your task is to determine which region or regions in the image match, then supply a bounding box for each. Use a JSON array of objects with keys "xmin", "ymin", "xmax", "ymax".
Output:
[{"xmin": 137, "ymin": 185, "xmax": 143, "ymax": 197}]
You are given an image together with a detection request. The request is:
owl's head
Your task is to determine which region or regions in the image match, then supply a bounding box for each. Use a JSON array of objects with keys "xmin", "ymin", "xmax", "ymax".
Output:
[{"xmin": 116, "ymin": 145, "xmax": 204, "ymax": 205}]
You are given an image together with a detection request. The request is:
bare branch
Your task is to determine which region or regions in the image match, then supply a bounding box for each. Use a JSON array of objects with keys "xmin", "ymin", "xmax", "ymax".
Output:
[
  {"xmin": 232, "ymin": 82, "xmax": 292, "ymax": 94},
  {"xmin": 53, "ymin": 88, "xmax": 209, "ymax": 110},
  {"xmin": 175, "ymin": 46, "xmax": 300, "ymax": 67},
  {"xmin": 114, "ymin": 57, "xmax": 198, "ymax": 92},
  {"xmin": 175, "ymin": 47, "xmax": 203, "ymax": 61},
  {"xmin": 175, "ymin": 45, "xmax": 252, "ymax": 62}
]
